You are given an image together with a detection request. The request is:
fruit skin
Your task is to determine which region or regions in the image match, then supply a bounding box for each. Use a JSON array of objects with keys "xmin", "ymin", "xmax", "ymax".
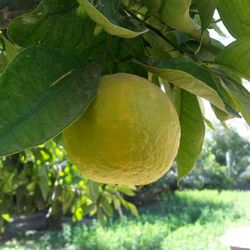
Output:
[{"xmin": 63, "ymin": 73, "xmax": 180, "ymax": 185}]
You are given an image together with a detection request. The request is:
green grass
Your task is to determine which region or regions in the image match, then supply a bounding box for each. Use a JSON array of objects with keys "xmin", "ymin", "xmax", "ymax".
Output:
[{"xmin": 1, "ymin": 190, "xmax": 250, "ymax": 250}]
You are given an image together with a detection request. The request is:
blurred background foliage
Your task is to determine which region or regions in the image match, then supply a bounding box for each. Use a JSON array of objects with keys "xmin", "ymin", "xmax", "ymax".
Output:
[{"xmin": 0, "ymin": 138, "xmax": 138, "ymax": 233}]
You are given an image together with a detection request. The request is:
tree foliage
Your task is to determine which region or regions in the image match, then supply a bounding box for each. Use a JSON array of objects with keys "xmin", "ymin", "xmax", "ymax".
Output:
[{"xmin": 0, "ymin": 1, "xmax": 250, "ymax": 181}]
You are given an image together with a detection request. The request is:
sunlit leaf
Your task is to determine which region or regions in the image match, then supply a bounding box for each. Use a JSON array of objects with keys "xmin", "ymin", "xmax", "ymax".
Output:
[
  {"xmin": 126, "ymin": 202, "xmax": 138, "ymax": 217},
  {"xmin": 177, "ymin": 90, "xmax": 205, "ymax": 178},
  {"xmin": 77, "ymin": 0, "xmax": 148, "ymax": 38},
  {"xmin": 218, "ymin": 0, "xmax": 250, "ymax": 38},
  {"xmin": 135, "ymin": 57, "xmax": 231, "ymax": 113},
  {"xmin": 118, "ymin": 185, "xmax": 135, "ymax": 196},
  {"xmin": 1, "ymin": 213, "xmax": 11, "ymax": 222},
  {"xmin": 215, "ymin": 37, "xmax": 250, "ymax": 80}
]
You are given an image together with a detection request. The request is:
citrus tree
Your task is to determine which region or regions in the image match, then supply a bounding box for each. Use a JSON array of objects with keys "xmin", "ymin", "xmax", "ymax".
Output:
[{"xmin": 0, "ymin": 1, "xmax": 250, "ymax": 185}]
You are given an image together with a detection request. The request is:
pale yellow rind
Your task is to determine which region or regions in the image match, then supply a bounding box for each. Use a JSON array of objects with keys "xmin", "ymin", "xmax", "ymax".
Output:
[{"xmin": 63, "ymin": 73, "xmax": 180, "ymax": 185}]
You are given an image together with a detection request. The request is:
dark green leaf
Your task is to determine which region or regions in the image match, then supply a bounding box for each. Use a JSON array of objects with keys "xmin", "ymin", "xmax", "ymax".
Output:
[
  {"xmin": 143, "ymin": 0, "xmax": 163, "ymax": 15},
  {"xmin": 0, "ymin": 53, "xmax": 7, "ymax": 73},
  {"xmin": 0, "ymin": 45, "xmax": 100, "ymax": 156},
  {"xmin": 77, "ymin": 0, "xmax": 148, "ymax": 38},
  {"xmin": 38, "ymin": 166, "xmax": 49, "ymax": 201},
  {"xmin": 177, "ymin": 90, "xmax": 205, "ymax": 178},
  {"xmin": 0, "ymin": 33, "xmax": 20, "ymax": 73},
  {"xmin": 8, "ymin": 0, "xmax": 100, "ymax": 53},
  {"xmin": 194, "ymin": 0, "xmax": 218, "ymax": 31},
  {"xmin": 143, "ymin": 31, "xmax": 178, "ymax": 58},
  {"xmin": 0, "ymin": 34, "xmax": 20, "ymax": 71}
]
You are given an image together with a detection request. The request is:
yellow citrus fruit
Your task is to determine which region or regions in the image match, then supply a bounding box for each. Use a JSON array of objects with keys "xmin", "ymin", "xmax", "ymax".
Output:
[{"xmin": 63, "ymin": 73, "xmax": 180, "ymax": 185}]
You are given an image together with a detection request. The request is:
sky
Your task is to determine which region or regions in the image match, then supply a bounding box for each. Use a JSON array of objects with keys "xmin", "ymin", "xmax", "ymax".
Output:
[{"xmin": 204, "ymin": 11, "xmax": 250, "ymax": 140}]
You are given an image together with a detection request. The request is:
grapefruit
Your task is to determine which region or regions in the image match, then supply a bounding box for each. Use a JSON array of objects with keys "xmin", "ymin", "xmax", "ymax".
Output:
[{"xmin": 63, "ymin": 73, "xmax": 180, "ymax": 185}]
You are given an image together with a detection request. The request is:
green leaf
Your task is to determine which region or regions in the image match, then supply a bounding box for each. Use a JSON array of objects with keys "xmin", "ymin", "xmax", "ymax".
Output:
[
  {"xmin": 62, "ymin": 190, "xmax": 75, "ymax": 214},
  {"xmin": 0, "ymin": 45, "xmax": 100, "ymax": 156},
  {"xmin": 8, "ymin": 0, "xmax": 99, "ymax": 53},
  {"xmin": 77, "ymin": 0, "xmax": 148, "ymax": 38},
  {"xmin": 0, "ymin": 33, "xmax": 20, "ymax": 73},
  {"xmin": 73, "ymin": 207, "xmax": 84, "ymax": 221},
  {"xmin": 101, "ymin": 197, "xmax": 113, "ymax": 217},
  {"xmin": 211, "ymin": 105, "xmax": 233, "ymax": 122},
  {"xmin": 1, "ymin": 213, "xmax": 11, "ymax": 222},
  {"xmin": 97, "ymin": 209, "xmax": 107, "ymax": 226},
  {"xmin": 88, "ymin": 181, "xmax": 100, "ymax": 202},
  {"xmin": 0, "ymin": 52, "xmax": 7, "ymax": 73},
  {"xmin": 0, "ymin": 171, "xmax": 16, "ymax": 193},
  {"xmin": 126, "ymin": 202, "xmax": 138, "ymax": 217},
  {"xmin": 143, "ymin": 0, "xmax": 163, "ymax": 15},
  {"xmin": 113, "ymin": 197, "xmax": 121, "ymax": 209},
  {"xmin": 118, "ymin": 185, "xmax": 135, "ymax": 197},
  {"xmin": 135, "ymin": 57, "xmax": 229, "ymax": 113},
  {"xmin": 194, "ymin": 0, "xmax": 218, "ymax": 31},
  {"xmin": 160, "ymin": 0, "xmax": 195, "ymax": 33},
  {"xmin": 0, "ymin": 34, "xmax": 20, "ymax": 65},
  {"xmin": 223, "ymin": 79, "xmax": 250, "ymax": 126},
  {"xmin": 143, "ymin": 31, "xmax": 179, "ymax": 58},
  {"xmin": 177, "ymin": 90, "xmax": 205, "ymax": 178},
  {"xmin": 218, "ymin": 0, "xmax": 250, "ymax": 38},
  {"xmin": 160, "ymin": 0, "xmax": 209, "ymax": 43},
  {"xmin": 215, "ymin": 37, "xmax": 250, "ymax": 80},
  {"xmin": 0, "ymin": 0, "xmax": 40, "ymax": 28},
  {"xmin": 38, "ymin": 166, "xmax": 49, "ymax": 201},
  {"xmin": 208, "ymin": 67, "xmax": 240, "ymax": 121},
  {"xmin": 203, "ymin": 117, "xmax": 215, "ymax": 130}
]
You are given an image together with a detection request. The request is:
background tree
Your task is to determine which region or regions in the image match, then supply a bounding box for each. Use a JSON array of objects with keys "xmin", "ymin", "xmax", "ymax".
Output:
[{"xmin": 208, "ymin": 128, "xmax": 250, "ymax": 176}]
